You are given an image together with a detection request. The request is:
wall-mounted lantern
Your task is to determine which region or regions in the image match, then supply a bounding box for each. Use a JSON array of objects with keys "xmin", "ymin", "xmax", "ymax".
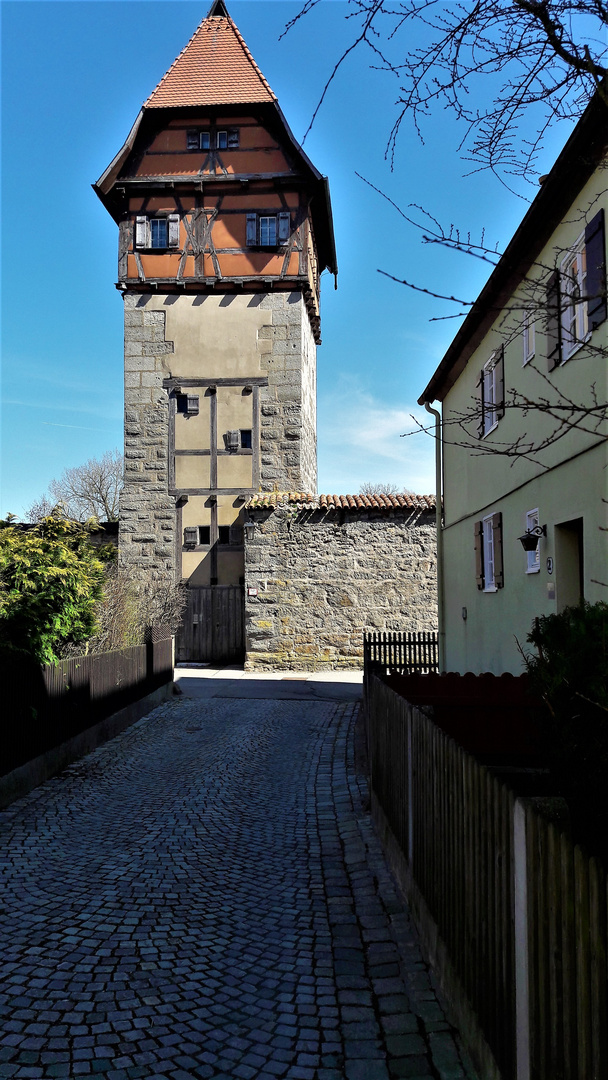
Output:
[
  {"xmin": 517, "ymin": 524, "xmax": 547, "ymax": 551},
  {"xmin": 243, "ymin": 521, "xmax": 256, "ymax": 542}
]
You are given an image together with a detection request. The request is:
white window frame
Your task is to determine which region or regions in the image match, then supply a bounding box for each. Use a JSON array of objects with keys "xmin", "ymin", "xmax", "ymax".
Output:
[
  {"xmin": 522, "ymin": 310, "xmax": 536, "ymax": 365},
  {"xmin": 199, "ymin": 131, "xmax": 211, "ymax": 150},
  {"xmin": 482, "ymin": 355, "xmax": 499, "ymax": 437},
  {"xmin": 561, "ymin": 233, "xmax": 589, "ymax": 360},
  {"xmin": 259, "ymin": 215, "xmax": 277, "ymax": 247},
  {"xmin": 150, "ymin": 218, "xmax": 168, "ymax": 249},
  {"xmin": 482, "ymin": 514, "xmax": 497, "ymax": 591},
  {"xmin": 525, "ymin": 508, "xmax": 541, "ymax": 574}
]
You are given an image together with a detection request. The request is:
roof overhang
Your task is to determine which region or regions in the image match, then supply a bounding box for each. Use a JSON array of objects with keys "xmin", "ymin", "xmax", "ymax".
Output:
[{"xmin": 418, "ymin": 87, "xmax": 608, "ymax": 405}]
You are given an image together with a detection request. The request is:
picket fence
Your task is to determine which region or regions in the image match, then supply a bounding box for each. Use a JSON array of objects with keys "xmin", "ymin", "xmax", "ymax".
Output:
[{"xmin": 366, "ymin": 673, "xmax": 607, "ymax": 1080}]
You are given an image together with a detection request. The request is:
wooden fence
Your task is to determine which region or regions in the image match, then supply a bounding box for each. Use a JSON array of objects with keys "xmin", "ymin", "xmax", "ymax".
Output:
[
  {"xmin": 367, "ymin": 673, "xmax": 608, "ymax": 1080},
  {"xmin": 1, "ymin": 639, "xmax": 174, "ymax": 777},
  {"xmin": 363, "ymin": 630, "xmax": 439, "ymax": 674}
]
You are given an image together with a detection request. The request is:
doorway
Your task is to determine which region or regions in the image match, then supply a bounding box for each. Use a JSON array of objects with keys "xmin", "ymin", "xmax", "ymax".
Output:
[{"xmin": 554, "ymin": 518, "xmax": 584, "ymax": 611}]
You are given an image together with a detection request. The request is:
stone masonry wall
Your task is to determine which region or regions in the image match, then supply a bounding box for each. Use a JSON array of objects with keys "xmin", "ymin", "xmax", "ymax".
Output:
[
  {"xmin": 120, "ymin": 293, "xmax": 176, "ymax": 581},
  {"xmin": 258, "ymin": 292, "xmax": 317, "ymax": 493},
  {"xmin": 244, "ymin": 506, "xmax": 437, "ymax": 670}
]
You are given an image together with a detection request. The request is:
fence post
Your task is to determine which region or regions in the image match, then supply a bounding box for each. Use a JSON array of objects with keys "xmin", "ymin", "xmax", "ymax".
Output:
[
  {"xmin": 514, "ymin": 799, "xmax": 531, "ymax": 1080},
  {"xmin": 407, "ymin": 705, "xmax": 414, "ymax": 866}
]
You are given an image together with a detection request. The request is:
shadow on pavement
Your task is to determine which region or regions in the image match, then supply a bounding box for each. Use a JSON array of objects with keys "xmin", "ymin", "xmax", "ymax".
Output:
[{"xmin": 175, "ymin": 675, "xmax": 362, "ymax": 703}]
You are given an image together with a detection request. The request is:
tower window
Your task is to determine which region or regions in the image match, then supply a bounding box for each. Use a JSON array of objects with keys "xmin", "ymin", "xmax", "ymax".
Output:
[
  {"xmin": 218, "ymin": 525, "xmax": 230, "ymax": 545},
  {"xmin": 150, "ymin": 218, "xmax": 167, "ymax": 248},
  {"xmin": 135, "ymin": 214, "xmax": 180, "ymax": 249},
  {"xmin": 183, "ymin": 526, "xmax": 210, "ymax": 548},
  {"xmin": 259, "ymin": 216, "xmax": 277, "ymax": 246},
  {"xmin": 246, "ymin": 211, "xmax": 291, "ymax": 248},
  {"xmin": 200, "ymin": 131, "xmax": 210, "ymax": 150},
  {"xmin": 240, "ymin": 429, "xmax": 252, "ymax": 449},
  {"xmin": 177, "ymin": 394, "xmax": 199, "ymax": 416}
]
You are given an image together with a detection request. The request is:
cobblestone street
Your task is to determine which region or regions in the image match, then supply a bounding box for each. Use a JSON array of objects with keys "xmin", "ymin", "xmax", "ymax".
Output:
[{"xmin": 0, "ymin": 688, "xmax": 477, "ymax": 1080}]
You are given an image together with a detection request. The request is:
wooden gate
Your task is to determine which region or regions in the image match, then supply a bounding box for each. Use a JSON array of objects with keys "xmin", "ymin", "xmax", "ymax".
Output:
[{"xmin": 176, "ymin": 585, "xmax": 245, "ymax": 664}]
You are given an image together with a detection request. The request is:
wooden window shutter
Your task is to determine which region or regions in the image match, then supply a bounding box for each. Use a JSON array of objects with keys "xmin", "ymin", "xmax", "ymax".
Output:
[
  {"xmin": 546, "ymin": 270, "xmax": 562, "ymax": 370},
  {"xmin": 278, "ymin": 212, "xmax": 290, "ymax": 244},
  {"xmin": 135, "ymin": 215, "xmax": 149, "ymax": 248},
  {"xmin": 492, "ymin": 512, "xmax": 504, "ymax": 588},
  {"xmin": 476, "ymin": 370, "xmax": 485, "ymax": 438},
  {"xmin": 184, "ymin": 527, "xmax": 198, "ymax": 546},
  {"xmin": 495, "ymin": 346, "xmax": 505, "ymax": 419},
  {"xmin": 585, "ymin": 208, "xmax": 607, "ymax": 330},
  {"xmin": 168, "ymin": 213, "xmax": 180, "ymax": 248},
  {"xmin": 246, "ymin": 213, "xmax": 257, "ymax": 246},
  {"xmin": 474, "ymin": 520, "xmax": 484, "ymax": 589}
]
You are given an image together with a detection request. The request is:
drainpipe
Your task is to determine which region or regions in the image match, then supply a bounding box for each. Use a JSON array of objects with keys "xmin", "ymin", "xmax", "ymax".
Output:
[{"xmin": 424, "ymin": 400, "xmax": 445, "ymax": 672}]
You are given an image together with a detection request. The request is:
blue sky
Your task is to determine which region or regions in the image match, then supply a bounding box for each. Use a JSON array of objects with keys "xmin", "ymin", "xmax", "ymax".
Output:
[{"xmin": 1, "ymin": 0, "xmax": 577, "ymax": 516}]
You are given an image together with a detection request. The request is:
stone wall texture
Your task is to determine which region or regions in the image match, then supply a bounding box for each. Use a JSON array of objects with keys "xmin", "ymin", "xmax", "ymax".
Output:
[
  {"xmin": 120, "ymin": 293, "xmax": 176, "ymax": 581},
  {"xmin": 244, "ymin": 506, "xmax": 438, "ymax": 670},
  {"xmin": 258, "ymin": 292, "xmax": 317, "ymax": 493}
]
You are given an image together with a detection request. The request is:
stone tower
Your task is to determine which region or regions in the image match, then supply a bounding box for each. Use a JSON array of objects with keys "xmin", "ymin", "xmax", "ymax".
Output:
[{"xmin": 94, "ymin": 0, "xmax": 336, "ymax": 593}]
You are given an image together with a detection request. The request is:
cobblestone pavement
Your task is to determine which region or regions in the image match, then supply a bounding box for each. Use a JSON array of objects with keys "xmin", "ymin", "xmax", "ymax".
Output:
[{"xmin": 0, "ymin": 695, "xmax": 477, "ymax": 1080}]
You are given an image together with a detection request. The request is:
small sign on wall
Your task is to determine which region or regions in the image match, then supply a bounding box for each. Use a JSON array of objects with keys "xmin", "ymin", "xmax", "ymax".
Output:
[{"xmin": 247, "ymin": 587, "xmax": 258, "ymax": 597}]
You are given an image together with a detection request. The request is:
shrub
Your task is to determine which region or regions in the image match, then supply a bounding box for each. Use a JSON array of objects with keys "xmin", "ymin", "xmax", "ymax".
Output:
[
  {"xmin": 0, "ymin": 516, "xmax": 105, "ymax": 664},
  {"xmin": 524, "ymin": 601, "xmax": 608, "ymax": 859}
]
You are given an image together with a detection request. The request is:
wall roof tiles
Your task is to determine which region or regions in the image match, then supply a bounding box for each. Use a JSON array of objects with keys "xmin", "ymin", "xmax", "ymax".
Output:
[{"xmin": 247, "ymin": 493, "xmax": 436, "ymax": 512}]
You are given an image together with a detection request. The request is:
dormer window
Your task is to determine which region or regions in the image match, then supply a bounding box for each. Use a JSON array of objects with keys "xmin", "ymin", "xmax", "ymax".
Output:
[{"xmin": 186, "ymin": 128, "xmax": 238, "ymax": 151}]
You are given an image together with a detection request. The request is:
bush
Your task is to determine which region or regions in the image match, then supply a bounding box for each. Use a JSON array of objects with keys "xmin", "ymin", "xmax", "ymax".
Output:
[
  {"xmin": 0, "ymin": 516, "xmax": 105, "ymax": 664},
  {"xmin": 524, "ymin": 601, "xmax": 608, "ymax": 860}
]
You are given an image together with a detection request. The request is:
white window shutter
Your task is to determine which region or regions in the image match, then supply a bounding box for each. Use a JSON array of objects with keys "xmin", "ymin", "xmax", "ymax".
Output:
[
  {"xmin": 168, "ymin": 213, "xmax": 180, "ymax": 248},
  {"xmin": 278, "ymin": 212, "xmax": 290, "ymax": 243},
  {"xmin": 135, "ymin": 216, "xmax": 149, "ymax": 248},
  {"xmin": 246, "ymin": 213, "xmax": 257, "ymax": 246}
]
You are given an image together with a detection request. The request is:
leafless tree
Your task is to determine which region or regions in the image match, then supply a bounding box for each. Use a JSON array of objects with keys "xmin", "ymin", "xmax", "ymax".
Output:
[
  {"xmin": 26, "ymin": 450, "xmax": 123, "ymax": 523},
  {"xmin": 288, "ymin": 0, "xmax": 607, "ymax": 183},
  {"xmin": 359, "ymin": 481, "xmax": 414, "ymax": 494},
  {"xmin": 61, "ymin": 567, "xmax": 187, "ymax": 656}
]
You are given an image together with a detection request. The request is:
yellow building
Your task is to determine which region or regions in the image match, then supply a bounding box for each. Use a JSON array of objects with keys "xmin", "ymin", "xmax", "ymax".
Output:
[{"xmin": 419, "ymin": 92, "xmax": 608, "ymax": 674}]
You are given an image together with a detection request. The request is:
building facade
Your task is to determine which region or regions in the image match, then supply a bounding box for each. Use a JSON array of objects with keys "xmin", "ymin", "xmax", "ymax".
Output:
[
  {"xmin": 94, "ymin": 0, "xmax": 336, "ymax": 594},
  {"xmin": 419, "ymin": 92, "xmax": 608, "ymax": 674}
]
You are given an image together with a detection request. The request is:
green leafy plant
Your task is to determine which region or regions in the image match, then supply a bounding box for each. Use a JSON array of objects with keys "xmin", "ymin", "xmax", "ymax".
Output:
[
  {"xmin": 524, "ymin": 601, "xmax": 608, "ymax": 859},
  {"xmin": 0, "ymin": 516, "xmax": 105, "ymax": 664}
]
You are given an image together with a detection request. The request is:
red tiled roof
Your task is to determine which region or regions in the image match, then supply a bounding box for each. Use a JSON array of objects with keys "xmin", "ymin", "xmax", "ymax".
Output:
[
  {"xmin": 247, "ymin": 493, "xmax": 436, "ymax": 511},
  {"xmin": 145, "ymin": 11, "xmax": 276, "ymax": 108}
]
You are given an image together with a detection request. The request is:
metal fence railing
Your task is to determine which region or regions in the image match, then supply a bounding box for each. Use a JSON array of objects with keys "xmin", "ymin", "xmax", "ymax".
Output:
[{"xmin": 363, "ymin": 630, "xmax": 439, "ymax": 674}]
